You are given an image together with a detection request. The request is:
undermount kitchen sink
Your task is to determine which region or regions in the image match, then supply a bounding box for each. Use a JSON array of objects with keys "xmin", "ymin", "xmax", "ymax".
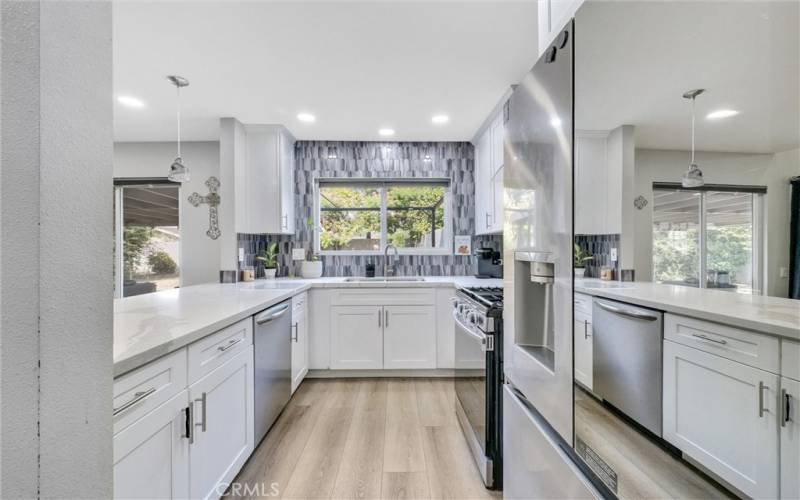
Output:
[{"xmin": 344, "ymin": 277, "xmax": 427, "ymax": 282}]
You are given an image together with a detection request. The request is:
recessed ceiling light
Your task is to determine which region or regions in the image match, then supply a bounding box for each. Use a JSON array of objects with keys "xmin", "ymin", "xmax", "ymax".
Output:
[
  {"xmin": 706, "ymin": 109, "xmax": 739, "ymax": 120},
  {"xmin": 431, "ymin": 114, "xmax": 450, "ymax": 125},
  {"xmin": 117, "ymin": 95, "xmax": 144, "ymax": 108},
  {"xmin": 379, "ymin": 128, "xmax": 395, "ymax": 137},
  {"xmin": 297, "ymin": 112, "xmax": 316, "ymax": 123}
]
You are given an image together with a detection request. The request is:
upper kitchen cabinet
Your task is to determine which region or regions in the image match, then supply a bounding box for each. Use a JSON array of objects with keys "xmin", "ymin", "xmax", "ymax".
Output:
[
  {"xmin": 475, "ymin": 105, "xmax": 507, "ymax": 235},
  {"xmin": 227, "ymin": 122, "xmax": 296, "ymax": 235},
  {"xmin": 538, "ymin": 0, "xmax": 584, "ymax": 56}
]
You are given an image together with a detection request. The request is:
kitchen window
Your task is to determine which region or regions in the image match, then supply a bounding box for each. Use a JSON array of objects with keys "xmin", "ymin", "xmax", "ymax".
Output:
[
  {"xmin": 114, "ymin": 179, "xmax": 181, "ymax": 297},
  {"xmin": 315, "ymin": 179, "xmax": 452, "ymax": 255},
  {"xmin": 652, "ymin": 183, "xmax": 765, "ymax": 293}
]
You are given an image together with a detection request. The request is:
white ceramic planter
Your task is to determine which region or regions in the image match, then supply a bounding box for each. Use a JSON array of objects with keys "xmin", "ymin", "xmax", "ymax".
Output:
[
  {"xmin": 264, "ymin": 268, "xmax": 277, "ymax": 279},
  {"xmin": 301, "ymin": 261, "xmax": 323, "ymax": 279},
  {"xmin": 574, "ymin": 267, "xmax": 586, "ymax": 278}
]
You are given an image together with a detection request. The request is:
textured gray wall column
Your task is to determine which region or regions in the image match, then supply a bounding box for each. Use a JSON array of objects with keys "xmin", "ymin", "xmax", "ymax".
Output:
[{"xmin": 1, "ymin": 1, "xmax": 114, "ymax": 497}]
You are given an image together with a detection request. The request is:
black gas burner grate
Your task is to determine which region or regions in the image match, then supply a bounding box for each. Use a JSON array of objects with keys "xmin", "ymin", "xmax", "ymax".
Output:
[{"xmin": 463, "ymin": 286, "xmax": 504, "ymax": 308}]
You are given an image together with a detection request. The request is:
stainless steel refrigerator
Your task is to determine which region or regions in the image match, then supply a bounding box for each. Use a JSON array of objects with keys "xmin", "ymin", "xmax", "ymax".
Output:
[{"xmin": 501, "ymin": 20, "xmax": 598, "ymax": 498}]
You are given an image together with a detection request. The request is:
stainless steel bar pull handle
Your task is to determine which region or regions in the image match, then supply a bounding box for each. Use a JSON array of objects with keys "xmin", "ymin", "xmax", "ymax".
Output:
[
  {"xmin": 583, "ymin": 320, "xmax": 589, "ymax": 339},
  {"xmin": 758, "ymin": 382, "xmax": 769, "ymax": 417},
  {"xmin": 184, "ymin": 405, "xmax": 194, "ymax": 444},
  {"xmin": 113, "ymin": 387, "xmax": 156, "ymax": 416},
  {"xmin": 385, "ymin": 309, "xmax": 389, "ymax": 327},
  {"xmin": 218, "ymin": 337, "xmax": 243, "ymax": 352},
  {"xmin": 782, "ymin": 389, "xmax": 792, "ymax": 427},
  {"xmin": 256, "ymin": 304, "xmax": 290, "ymax": 324},
  {"xmin": 292, "ymin": 323, "xmax": 299, "ymax": 342},
  {"xmin": 378, "ymin": 308, "xmax": 382, "ymax": 328},
  {"xmin": 195, "ymin": 392, "xmax": 207, "ymax": 432},
  {"xmin": 485, "ymin": 212, "xmax": 491, "ymax": 228},
  {"xmin": 595, "ymin": 301, "xmax": 659, "ymax": 321},
  {"xmin": 691, "ymin": 333, "xmax": 727, "ymax": 345}
]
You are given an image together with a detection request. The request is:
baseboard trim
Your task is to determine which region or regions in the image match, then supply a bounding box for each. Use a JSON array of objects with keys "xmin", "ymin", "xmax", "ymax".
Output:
[{"xmin": 307, "ymin": 368, "xmax": 455, "ymax": 378}]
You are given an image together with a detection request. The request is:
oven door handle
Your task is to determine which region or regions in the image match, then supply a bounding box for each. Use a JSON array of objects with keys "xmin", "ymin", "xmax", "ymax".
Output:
[{"xmin": 453, "ymin": 310, "xmax": 494, "ymax": 351}]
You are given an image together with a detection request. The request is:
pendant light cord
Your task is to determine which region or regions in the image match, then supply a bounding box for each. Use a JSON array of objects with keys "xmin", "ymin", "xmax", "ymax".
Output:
[
  {"xmin": 176, "ymin": 84, "xmax": 181, "ymax": 158},
  {"xmin": 690, "ymin": 96, "xmax": 696, "ymax": 165}
]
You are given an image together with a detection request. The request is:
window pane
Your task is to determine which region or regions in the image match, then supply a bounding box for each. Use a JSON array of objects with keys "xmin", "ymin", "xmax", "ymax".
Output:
[
  {"xmin": 121, "ymin": 185, "xmax": 180, "ymax": 297},
  {"xmin": 652, "ymin": 190, "xmax": 700, "ymax": 286},
  {"xmin": 386, "ymin": 185, "xmax": 446, "ymax": 249},
  {"xmin": 319, "ymin": 185, "xmax": 381, "ymax": 251},
  {"xmin": 706, "ymin": 191, "xmax": 754, "ymax": 292}
]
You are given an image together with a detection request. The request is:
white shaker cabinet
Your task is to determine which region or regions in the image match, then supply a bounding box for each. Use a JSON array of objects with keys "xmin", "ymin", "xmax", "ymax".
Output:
[
  {"xmin": 781, "ymin": 376, "xmax": 799, "ymax": 500},
  {"xmin": 330, "ymin": 306, "xmax": 384, "ymax": 369},
  {"xmin": 188, "ymin": 346, "xmax": 255, "ymax": 500},
  {"xmin": 113, "ymin": 391, "xmax": 190, "ymax": 500},
  {"xmin": 383, "ymin": 305, "xmax": 436, "ymax": 369},
  {"xmin": 291, "ymin": 292, "xmax": 309, "ymax": 392},
  {"xmin": 663, "ymin": 340, "xmax": 779, "ymax": 499},
  {"xmin": 235, "ymin": 124, "xmax": 295, "ymax": 235},
  {"xmin": 475, "ymin": 111, "xmax": 505, "ymax": 236},
  {"xmin": 573, "ymin": 311, "xmax": 593, "ymax": 390}
]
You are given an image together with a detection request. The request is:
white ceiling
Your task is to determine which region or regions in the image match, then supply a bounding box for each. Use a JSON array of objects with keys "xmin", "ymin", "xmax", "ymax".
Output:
[
  {"xmin": 575, "ymin": 1, "xmax": 800, "ymax": 154},
  {"xmin": 113, "ymin": 1, "xmax": 538, "ymax": 143}
]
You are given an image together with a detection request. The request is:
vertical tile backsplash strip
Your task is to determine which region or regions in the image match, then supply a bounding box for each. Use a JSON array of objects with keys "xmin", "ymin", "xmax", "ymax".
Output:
[{"xmin": 238, "ymin": 141, "xmax": 502, "ymax": 278}]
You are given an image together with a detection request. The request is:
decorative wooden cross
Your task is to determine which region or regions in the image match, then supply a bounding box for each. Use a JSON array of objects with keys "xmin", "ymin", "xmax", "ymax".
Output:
[{"xmin": 188, "ymin": 176, "xmax": 221, "ymax": 240}]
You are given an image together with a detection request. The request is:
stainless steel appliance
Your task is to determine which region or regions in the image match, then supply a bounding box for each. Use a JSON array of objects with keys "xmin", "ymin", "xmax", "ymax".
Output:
[
  {"xmin": 453, "ymin": 286, "xmax": 503, "ymax": 488},
  {"xmin": 474, "ymin": 247, "xmax": 503, "ymax": 279},
  {"xmin": 502, "ymin": 20, "xmax": 600, "ymax": 498},
  {"xmin": 253, "ymin": 300, "xmax": 292, "ymax": 444},
  {"xmin": 593, "ymin": 298, "xmax": 664, "ymax": 436}
]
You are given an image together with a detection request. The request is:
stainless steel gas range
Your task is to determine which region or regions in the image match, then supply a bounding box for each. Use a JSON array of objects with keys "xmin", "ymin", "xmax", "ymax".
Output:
[{"xmin": 453, "ymin": 286, "xmax": 503, "ymax": 489}]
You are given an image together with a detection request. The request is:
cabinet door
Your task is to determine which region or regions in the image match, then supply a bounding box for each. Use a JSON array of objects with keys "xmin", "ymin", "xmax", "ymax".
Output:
[
  {"xmin": 291, "ymin": 303, "xmax": 308, "ymax": 393},
  {"xmin": 474, "ymin": 130, "xmax": 492, "ymax": 235},
  {"xmin": 383, "ymin": 305, "xmax": 436, "ymax": 369},
  {"xmin": 781, "ymin": 377, "xmax": 799, "ymax": 500},
  {"xmin": 189, "ymin": 346, "xmax": 254, "ymax": 500},
  {"xmin": 330, "ymin": 306, "xmax": 383, "ymax": 369},
  {"xmin": 573, "ymin": 311, "xmax": 593, "ymax": 390},
  {"xmin": 490, "ymin": 166, "xmax": 504, "ymax": 233},
  {"xmin": 663, "ymin": 340, "xmax": 779, "ymax": 499},
  {"xmin": 279, "ymin": 130, "xmax": 295, "ymax": 235},
  {"xmin": 574, "ymin": 134, "xmax": 607, "ymax": 235},
  {"xmin": 490, "ymin": 113, "xmax": 505, "ymax": 175},
  {"xmin": 113, "ymin": 390, "xmax": 190, "ymax": 500}
]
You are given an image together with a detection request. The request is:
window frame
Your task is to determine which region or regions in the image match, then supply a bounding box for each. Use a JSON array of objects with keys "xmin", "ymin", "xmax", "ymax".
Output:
[
  {"xmin": 314, "ymin": 178, "xmax": 453, "ymax": 256},
  {"xmin": 651, "ymin": 182, "xmax": 766, "ymax": 294},
  {"xmin": 114, "ymin": 178, "xmax": 182, "ymax": 298}
]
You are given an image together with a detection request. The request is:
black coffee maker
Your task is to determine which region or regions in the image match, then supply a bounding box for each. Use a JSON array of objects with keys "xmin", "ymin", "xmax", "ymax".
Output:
[{"xmin": 474, "ymin": 247, "xmax": 502, "ymax": 278}]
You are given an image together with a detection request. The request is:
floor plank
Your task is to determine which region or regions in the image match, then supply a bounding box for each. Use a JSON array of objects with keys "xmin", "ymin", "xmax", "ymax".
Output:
[
  {"xmin": 415, "ymin": 379, "xmax": 457, "ymax": 428},
  {"xmin": 381, "ymin": 472, "xmax": 431, "ymax": 500},
  {"xmin": 330, "ymin": 380, "xmax": 388, "ymax": 499},
  {"xmin": 421, "ymin": 425, "xmax": 496, "ymax": 499},
  {"xmin": 383, "ymin": 379, "xmax": 427, "ymax": 473}
]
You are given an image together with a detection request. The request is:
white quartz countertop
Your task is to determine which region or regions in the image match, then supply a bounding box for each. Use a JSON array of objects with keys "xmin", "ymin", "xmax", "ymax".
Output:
[
  {"xmin": 114, "ymin": 275, "xmax": 501, "ymax": 377},
  {"xmin": 575, "ymin": 278, "xmax": 800, "ymax": 340}
]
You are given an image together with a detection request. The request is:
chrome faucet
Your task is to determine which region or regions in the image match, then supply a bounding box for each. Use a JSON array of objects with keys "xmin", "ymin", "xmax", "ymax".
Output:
[{"xmin": 383, "ymin": 244, "xmax": 399, "ymax": 277}]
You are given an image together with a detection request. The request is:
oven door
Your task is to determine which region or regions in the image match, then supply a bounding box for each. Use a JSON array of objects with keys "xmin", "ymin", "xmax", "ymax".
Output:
[{"xmin": 454, "ymin": 310, "xmax": 493, "ymax": 484}]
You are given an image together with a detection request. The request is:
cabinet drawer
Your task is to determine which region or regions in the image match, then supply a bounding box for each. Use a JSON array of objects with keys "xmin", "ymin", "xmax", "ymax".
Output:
[
  {"xmin": 188, "ymin": 318, "xmax": 253, "ymax": 384},
  {"xmin": 782, "ymin": 340, "xmax": 800, "ymax": 381},
  {"xmin": 665, "ymin": 313, "xmax": 779, "ymax": 373},
  {"xmin": 330, "ymin": 288, "xmax": 435, "ymax": 306},
  {"xmin": 113, "ymin": 349, "xmax": 187, "ymax": 435},
  {"xmin": 574, "ymin": 293, "xmax": 592, "ymax": 316}
]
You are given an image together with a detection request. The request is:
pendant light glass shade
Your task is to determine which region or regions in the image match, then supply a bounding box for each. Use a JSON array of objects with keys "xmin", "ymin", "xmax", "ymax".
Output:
[
  {"xmin": 681, "ymin": 88, "xmax": 705, "ymax": 188},
  {"xmin": 167, "ymin": 75, "xmax": 190, "ymax": 182}
]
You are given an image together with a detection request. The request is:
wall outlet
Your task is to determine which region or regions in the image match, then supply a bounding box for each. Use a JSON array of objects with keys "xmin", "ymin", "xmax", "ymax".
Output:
[
  {"xmin": 292, "ymin": 248, "xmax": 306, "ymax": 260},
  {"xmin": 610, "ymin": 248, "xmax": 618, "ymax": 262},
  {"xmin": 238, "ymin": 247, "xmax": 245, "ymax": 262},
  {"xmin": 779, "ymin": 267, "xmax": 790, "ymax": 278}
]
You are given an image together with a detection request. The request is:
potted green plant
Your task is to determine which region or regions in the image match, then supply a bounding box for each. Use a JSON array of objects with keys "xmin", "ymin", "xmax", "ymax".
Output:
[
  {"xmin": 256, "ymin": 243, "xmax": 279, "ymax": 279},
  {"xmin": 574, "ymin": 243, "xmax": 593, "ymax": 279}
]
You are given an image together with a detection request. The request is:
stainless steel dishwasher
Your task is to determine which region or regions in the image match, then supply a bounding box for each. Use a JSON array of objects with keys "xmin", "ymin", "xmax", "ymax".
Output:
[
  {"xmin": 253, "ymin": 299, "xmax": 292, "ymax": 445},
  {"xmin": 592, "ymin": 298, "xmax": 664, "ymax": 437}
]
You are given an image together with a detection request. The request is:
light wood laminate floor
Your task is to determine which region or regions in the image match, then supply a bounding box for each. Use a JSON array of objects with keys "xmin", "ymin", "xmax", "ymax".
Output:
[{"xmin": 228, "ymin": 378, "xmax": 501, "ymax": 500}]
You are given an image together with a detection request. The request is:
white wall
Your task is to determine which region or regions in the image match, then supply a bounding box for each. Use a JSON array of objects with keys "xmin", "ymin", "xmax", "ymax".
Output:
[
  {"xmin": 114, "ymin": 141, "xmax": 221, "ymax": 286},
  {"xmin": 2, "ymin": 1, "xmax": 114, "ymax": 497},
  {"xmin": 633, "ymin": 148, "xmax": 800, "ymax": 297}
]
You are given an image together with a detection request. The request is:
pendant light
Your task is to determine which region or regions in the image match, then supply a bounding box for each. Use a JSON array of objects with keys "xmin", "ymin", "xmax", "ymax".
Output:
[
  {"xmin": 681, "ymin": 88, "xmax": 705, "ymax": 188},
  {"xmin": 167, "ymin": 75, "xmax": 190, "ymax": 182}
]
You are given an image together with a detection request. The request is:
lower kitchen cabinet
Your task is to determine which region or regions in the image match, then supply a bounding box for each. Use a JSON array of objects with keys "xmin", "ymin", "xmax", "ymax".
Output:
[
  {"xmin": 113, "ymin": 390, "xmax": 190, "ymax": 500},
  {"xmin": 573, "ymin": 310, "xmax": 593, "ymax": 390},
  {"xmin": 291, "ymin": 293, "xmax": 309, "ymax": 393},
  {"xmin": 330, "ymin": 305, "xmax": 383, "ymax": 369},
  {"xmin": 383, "ymin": 305, "xmax": 436, "ymax": 369},
  {"xmin": 189, "ymin": 346, "xmax": 255, "ymax": 500},
  {"xmin": 663, "ymin": 339, "xmax": 779, "ymax": 499},
  {"xmin": 781, "ymin": 376, "xmax": 799, "ymax": 500}
]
